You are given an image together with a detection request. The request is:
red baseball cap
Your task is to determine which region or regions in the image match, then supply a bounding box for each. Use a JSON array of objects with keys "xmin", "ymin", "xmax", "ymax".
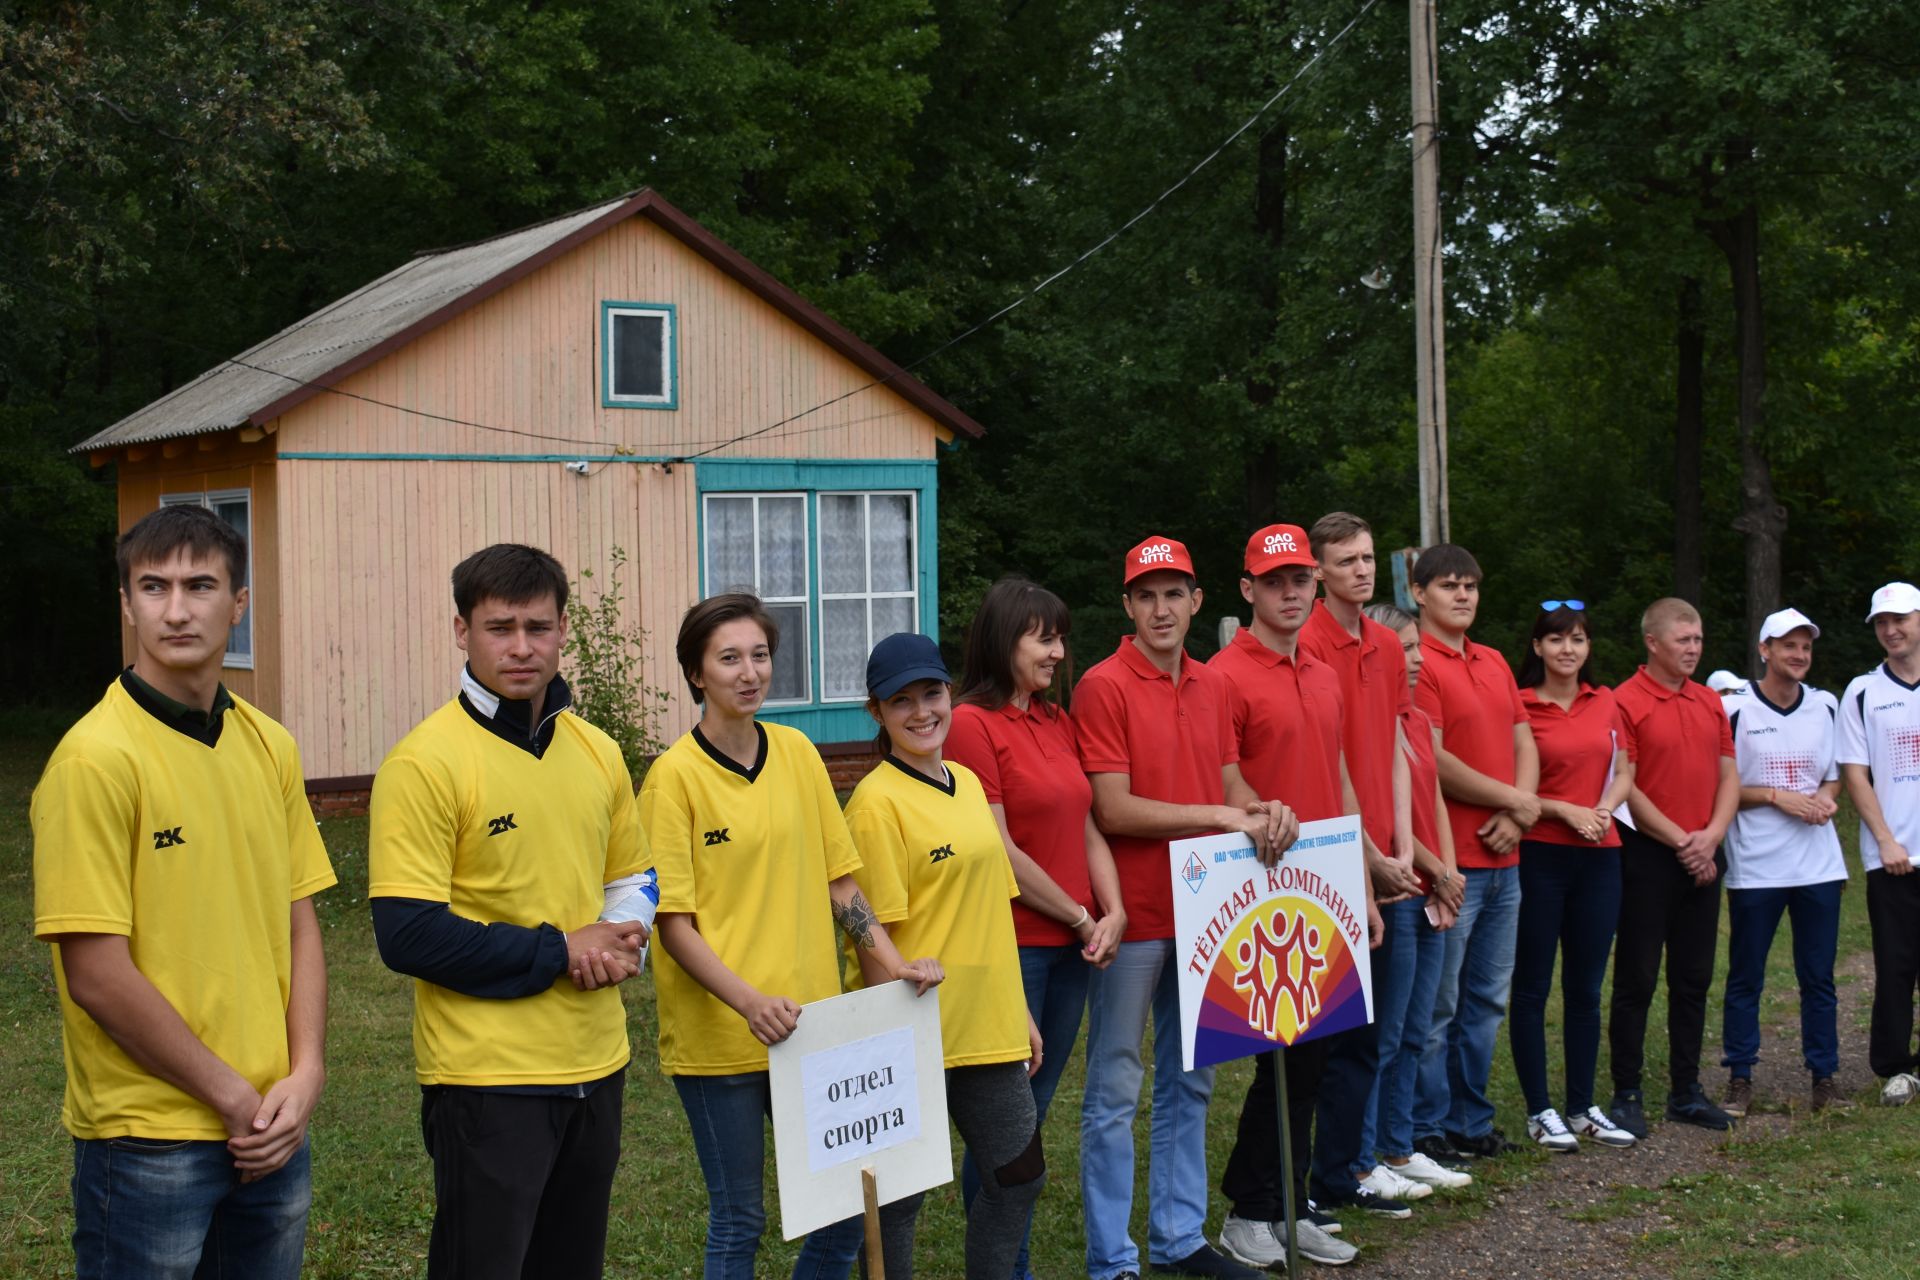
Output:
[
  {"xmin": 1244, "ymin": 523, "xmax": 1315, "ymax": 575},
  {"xmin": 1123, "ymin": 535, "xmax": 1196, "ymax": 585}
]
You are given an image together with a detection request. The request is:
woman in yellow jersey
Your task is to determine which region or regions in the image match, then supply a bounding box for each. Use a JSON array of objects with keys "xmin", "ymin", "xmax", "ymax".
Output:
[
  {"xmin": 644, "ymin": 595, "xmax": 944, "ymax": 1280},
  {"xmin": 845, "ymin": 632, "xmax": 1046, "ymax": 1280}
]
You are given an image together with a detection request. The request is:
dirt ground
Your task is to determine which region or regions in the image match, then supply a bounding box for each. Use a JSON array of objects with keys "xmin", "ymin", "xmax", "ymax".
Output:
[{"xmin": 1352, "ymin": 950, "xmax": 1879, "ymax": 1278}]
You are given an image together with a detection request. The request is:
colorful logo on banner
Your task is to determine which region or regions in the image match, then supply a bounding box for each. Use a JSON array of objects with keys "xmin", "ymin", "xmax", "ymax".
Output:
[{"xmin": 1171, "ymin": 819, "xmax": 1373, "ymax": 1070}]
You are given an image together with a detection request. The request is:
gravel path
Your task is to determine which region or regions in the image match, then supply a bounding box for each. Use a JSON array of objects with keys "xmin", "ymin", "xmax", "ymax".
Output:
[{"xmin": 1349, "ymin": 948, "xmax": 1878, "ymax": 1278}]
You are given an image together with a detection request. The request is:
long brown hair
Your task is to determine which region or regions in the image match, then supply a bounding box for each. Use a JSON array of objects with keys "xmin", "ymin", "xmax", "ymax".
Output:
[{"xmin": 955, "ymin": 576, "xmax": 1074, "ymax": 711}]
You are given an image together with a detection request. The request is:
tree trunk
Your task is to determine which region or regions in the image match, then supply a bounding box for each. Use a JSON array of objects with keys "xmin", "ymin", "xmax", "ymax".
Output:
[
  {"xmin": 1706, "ymin": 192, "xmax": 1785, "ymax": 674},
  {"xmin": 1673, "ymin": 276, "xmax": 1705, "ymax": 603},
  {"xmin": 1243, "ymin": 83, "xmax": 1288, "ymax": 529}
]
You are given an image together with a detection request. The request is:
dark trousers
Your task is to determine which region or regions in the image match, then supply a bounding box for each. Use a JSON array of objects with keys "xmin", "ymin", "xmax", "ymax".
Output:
[
  {"xmin": 1723, "ymin": 881, "xmax": 1843, "ymax": 1079},
  {"xmin": 1222, "ymin": 1038, "xmax": 1328, "ymax": 1221},
  {"xmin": 420, "ymin": 1075, "xmax": 624, "ymax": 1280},
  {"xmin": 1608, "ymin": 827, "xmax": 1723, "ymax": 1094},
  {"xmin": 1309, "ymin": 1023, "xmax": 1380, "ymax": 1201},
  {"xmin": 1510, "ymin": 842, "xmax": 1623, "ymax": 1115},
  {"xmin": 1867, "ymin": 867, "xmax": 1920, "ymax": 1078}
]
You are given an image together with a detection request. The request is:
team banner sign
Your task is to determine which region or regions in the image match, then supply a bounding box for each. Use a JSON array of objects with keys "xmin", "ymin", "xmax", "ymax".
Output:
[{"xmin": 1169, "ymin": 815, "xmax": 1374, "ymax": 1071}]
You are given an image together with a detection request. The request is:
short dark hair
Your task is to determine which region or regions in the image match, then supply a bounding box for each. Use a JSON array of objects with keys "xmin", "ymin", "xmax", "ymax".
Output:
[
  {"xmin": 1411, "ymin": 543, "xmax": 1482, "ymax": 588},
  {"xmin": 1309, "ymin": 512, "xmax": 1373, "ymax": 561},
  {"xmin": 117, "ymin": 504, "xmax": 247, "ymax": 594},
  {"xmin": 676, "ymin": 593, "xmax": 780, "ymax": 704},
  {"xmin": 1515, "ymin": 604, "xmax": 1597, "ymax": 689},
  {"xmin": 956, "ymin": 577, "xmax": 1074, "ymax": 711},
  {"xmin": 452, "ymin": 544, "xmax": 569, "ymax": 619}
]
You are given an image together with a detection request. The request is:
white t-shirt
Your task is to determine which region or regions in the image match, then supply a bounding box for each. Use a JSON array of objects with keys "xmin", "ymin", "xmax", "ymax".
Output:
[
  {"xmin": 1837, "ymin": 663, "xmax": 1920, "ymax": 872},
  {"xmin": 1723, "ymin": 685, "xmax": 1845, "ymax": 888}
]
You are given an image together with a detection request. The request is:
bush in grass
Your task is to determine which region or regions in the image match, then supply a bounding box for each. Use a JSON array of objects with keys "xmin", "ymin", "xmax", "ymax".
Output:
[{"xmin": 564, "ymin": 547, "xmax": 671, "ymax": 784}]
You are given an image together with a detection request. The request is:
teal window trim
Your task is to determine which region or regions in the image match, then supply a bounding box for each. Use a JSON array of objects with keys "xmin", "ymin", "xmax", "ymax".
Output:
[
  {"xmin": 696, "ymin": 459, "xmax": 939, "ymax": 738},
  {"xmin": 601, "ymin": 300, "xmax": 679, "ymax": 410}
]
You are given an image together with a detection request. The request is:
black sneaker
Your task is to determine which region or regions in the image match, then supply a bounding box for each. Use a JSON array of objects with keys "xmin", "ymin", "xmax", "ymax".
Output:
[
  {"xmin": 1446, "ymin": 1127, "xmax": 1521, "ymax": 1158},
  {"xmin": 1149, "ymin": 1243, "xmax": 1263, "ymax": 1278},
  {"xmin": 1319, "ymin": 1185, "xmax": 1413, "ymax": 1219},
  {"xmin": 1666, "ymin": 1083, "xmax": 1735, "ymax": 1130},
  {"xmin": 1306, "ymin": 1206, "xmax": 1344, "ymax": 1235},
  {"xmin": 1412, "ymin": 1133, "xmax": 1469, "ymax": 1166},
  {"xmin": 1607, "ymin": 1089, "xmax": 1649, "ymax": 1139}
]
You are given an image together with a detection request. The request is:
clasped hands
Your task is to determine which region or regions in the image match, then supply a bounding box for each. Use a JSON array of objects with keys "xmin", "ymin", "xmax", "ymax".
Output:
[
  {"xmin": 568, "ymin": 919, "xmax": 652, "ymax": 990},
  {"xmin": 1478, "ymin": 788, "xmax": 1542, "ymax": 855},
  {"xmin": 1231, "ymin": 800, "xmax": 1301, "ymax": 868}
]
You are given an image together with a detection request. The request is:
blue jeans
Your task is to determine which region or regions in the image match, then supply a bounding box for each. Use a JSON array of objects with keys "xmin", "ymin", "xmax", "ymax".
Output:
[
  {"xmin": 962, "ymin": 943, "xmax": 1088, "ymax": 1279},
  {"xmin": 1723, "ymin": 880, "xmax": 1844, "ymax": 1079},
  {"xmin": 1081, "ymin": 939, "xmax": 1214, "ymax": 1280},
  {"xmin": 1358, "ymin": 896, "xmax": 1446, "ymax": 1166},
  {"xmin": 71, "ymin": 1135, "xmax": 311, "ymax": 1280},
  {"xmin": 1415, "ymin": 864, "xmax": 1520, "ymax": 1140},
  {"xmin": 673, "ymin": 1072, "xmax": 862, "ymax": 1280},
  {"xmin": 1509, "ymin": 843, "xmax": 1622, "ymax": 1115}
]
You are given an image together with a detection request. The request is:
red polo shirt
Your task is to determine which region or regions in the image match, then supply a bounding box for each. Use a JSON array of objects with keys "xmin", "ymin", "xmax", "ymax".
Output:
[
  {"xmin": 1401, "ymin": 706, "xmax": 1441, "ymax": 893},
  {"xmin": 1300, "ymin": 603, "xmax": 1409, "ymax": 854},
  {"xmin": 1614, "ymin": 666, "xmax": 1735, "ymax": 839},
  {"xmin": 1415, "ymin": 631, "xmax": 1528, "ymax": 869},
  {"xmin": 946, "ymin": 699, "xmax": 1094, "ymax": 946},
  {"xmin": 1073, "ymin": 637, "xmax": 1236, "ymax": 941},
  {"xmin": 1522, "ymin": 684, "xmax": 1625, "ymax": 848},
  {"xmin": 1209, "ymin": 628, "xmax": 1345, "ymax": 823}
]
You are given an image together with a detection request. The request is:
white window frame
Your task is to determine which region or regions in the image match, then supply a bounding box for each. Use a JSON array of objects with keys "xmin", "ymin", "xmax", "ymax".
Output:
[
  {"xmin": 701, "ymin": 491, "xmax": 811, "ymax": 706},
  {"xmin": 158, "ymin": 488, "xmax": 254, "ymax": 670},
  {"xmin": 816, "ymin": 490, "xmax": 920, "ymax": 705},
  {"xmin": 602, "ymin": 302, "xmax": 677, "ymax": 408}
]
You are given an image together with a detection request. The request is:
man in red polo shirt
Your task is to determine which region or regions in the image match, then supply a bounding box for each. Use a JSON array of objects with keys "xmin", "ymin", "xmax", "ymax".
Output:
[
  {"xmin": 1075, "ymin": 535, "xmax": 1293, "ymax": 1280},
  {"xmin": 1213, "ymin": 524, "xmax": 1381, "ymax": 1269},
  {"xmin": 1606, "ymin": 597, "xmax": 1740, "ymax": 1135},
  {"xmin": 1410, "ymin": 543, "xmax": 1539, "ymax": 1160}
]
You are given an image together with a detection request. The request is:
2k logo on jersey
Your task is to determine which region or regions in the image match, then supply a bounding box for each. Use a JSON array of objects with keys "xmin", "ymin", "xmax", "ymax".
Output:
[
  {"xmin": 703, "ymin": 828, "xmax": 732, "ymax": 846},
  {"xmin": 152, "ymin": 827, "xmax": 186, "ymax": 850},
  {"xmin": 927, "ymin": 843, "xmax": 956, "ymax": 864},
  {"xmin": 486, "ymin": 813, "xmax": 518, "ymax": 837}
]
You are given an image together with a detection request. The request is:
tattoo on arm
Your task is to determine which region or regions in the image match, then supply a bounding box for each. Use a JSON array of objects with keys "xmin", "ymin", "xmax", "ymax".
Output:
[{"xmin": 833, "ymin": 891, "xmax": 878, "ymax": 949}]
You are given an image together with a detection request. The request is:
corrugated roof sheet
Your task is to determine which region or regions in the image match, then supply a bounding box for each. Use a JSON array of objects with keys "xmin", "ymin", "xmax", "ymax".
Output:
[{"xmin": 73, "ymin": 190, "xmax": 983, "ymax": 453}]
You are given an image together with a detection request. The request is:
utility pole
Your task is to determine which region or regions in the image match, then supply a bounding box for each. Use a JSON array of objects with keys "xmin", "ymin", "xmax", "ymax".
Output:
[{"xmin": 1410, "ymin": 0, "xmax": 1449, "ymax": 546}]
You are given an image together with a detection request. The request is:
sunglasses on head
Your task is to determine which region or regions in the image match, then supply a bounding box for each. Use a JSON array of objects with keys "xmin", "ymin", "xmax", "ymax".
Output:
[{"xmin": 1541, "ymin": 599, "xmax": 1586, "ymax": 612}]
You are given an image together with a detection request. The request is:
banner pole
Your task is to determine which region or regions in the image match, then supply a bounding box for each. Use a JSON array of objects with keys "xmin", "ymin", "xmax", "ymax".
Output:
[
  {"xmin": 862, "ymin": 1166, "xmax": 885, "ymax": 1280},
  {"xmin": 1274, "ymin": 1048, "xmax": 1300, "ymax": 1276}
]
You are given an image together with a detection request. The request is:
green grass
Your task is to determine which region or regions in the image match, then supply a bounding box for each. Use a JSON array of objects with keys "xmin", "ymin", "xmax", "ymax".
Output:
[{"xmin": 2, "ymin": 718, "xmax": 1915, "ymax": 1277}]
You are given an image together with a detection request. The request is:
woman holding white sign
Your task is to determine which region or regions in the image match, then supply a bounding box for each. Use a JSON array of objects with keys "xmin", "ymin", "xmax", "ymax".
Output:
[
  {"xmin": 846, "ymin": 632, "xmax": 1047, "ymax": 1280},
  {"xmin": 646, "ymin": 594, "xmax": 944, "ymax": 1280},
  {"xmin": 945, "ymin": 576, "xmax": 1125, "ymax": 1280}
]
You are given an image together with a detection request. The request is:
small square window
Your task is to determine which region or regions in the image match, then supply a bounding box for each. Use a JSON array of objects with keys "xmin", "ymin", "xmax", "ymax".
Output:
[{"xmin": 602, "ymin": 301, "xmax": 678, "ymax": 409}]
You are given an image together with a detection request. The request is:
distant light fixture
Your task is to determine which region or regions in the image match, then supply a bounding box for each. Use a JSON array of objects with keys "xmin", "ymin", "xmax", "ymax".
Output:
[{"xmin": 1360, "ymin": 265, "xmax": 1391, "ymax": 291}]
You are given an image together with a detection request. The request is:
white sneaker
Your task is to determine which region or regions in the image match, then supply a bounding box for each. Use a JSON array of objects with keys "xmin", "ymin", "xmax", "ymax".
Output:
[
  {"xmin": 1527, "ymin": 1108, "xmax": 1580, "ymax": 1153},
  {"xmin": 1570, "ymin": 1104, "xmax": 1636, "ymax": 1148},
  {"xmin": 1219, "ymin": 1213, "xmax": 1285, "ymax": 1268},
  {"xmin": 1390, "ymin": 1151, "xmax": 1473, "ymax": 1190},
  {"xmin": 1881, "ymin": 1072, "xmax": 1920, "ymax": 1106},
  {"xmin": 1361, "ymin": 1163, "xmax": 1434, "ymax": 1201},
  {"xmin": 1290, "ymin": 1217, "xmax": 1359, "ymax": 1266}
]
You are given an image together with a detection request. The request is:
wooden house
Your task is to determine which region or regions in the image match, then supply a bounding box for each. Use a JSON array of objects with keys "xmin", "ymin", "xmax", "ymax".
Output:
[{"xmin": 76, "ymin": 189, "xmax": 984, "ymax": 791}]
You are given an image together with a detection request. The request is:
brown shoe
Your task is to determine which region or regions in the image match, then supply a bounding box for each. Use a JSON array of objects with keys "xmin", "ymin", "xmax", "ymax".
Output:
[
  {"xmin": 1723, "ymin": 1076, "xmax": 1753, "ymax": 1118},
  {"xmin": 1811, "ymin": 1077, "xmax": 1856, "ymax": 1112}
]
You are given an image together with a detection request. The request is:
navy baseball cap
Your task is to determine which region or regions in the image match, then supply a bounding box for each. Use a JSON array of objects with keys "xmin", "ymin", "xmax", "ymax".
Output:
[{"xmin": 866, "ymin": 632, "xmax": 950, "ymax": 699}]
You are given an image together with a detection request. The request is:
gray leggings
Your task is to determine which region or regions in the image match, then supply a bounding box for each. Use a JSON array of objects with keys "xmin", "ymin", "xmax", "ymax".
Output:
[{"xmin": 872, "ymin": 1060, "xmax": 1045, "ymax": 1280}]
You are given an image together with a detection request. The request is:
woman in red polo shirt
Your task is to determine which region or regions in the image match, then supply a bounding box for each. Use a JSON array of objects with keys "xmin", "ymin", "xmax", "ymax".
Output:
[
  {"xmin": 1510, "ymin": 601, "xmax": 1638, "ymax": 1151},
  {"xmin": 945, "ymin": 576, "xmax": 1125, "ymax": 1280}
]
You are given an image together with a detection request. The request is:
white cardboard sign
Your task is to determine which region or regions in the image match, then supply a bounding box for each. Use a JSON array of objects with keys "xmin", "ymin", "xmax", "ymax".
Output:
[
  {"xmin": 768, "ymin": 980, "xmax": 951, "ymax": 1239},
  {"xmin": 1169, "ymin": 815, "xmax": 1374, "ymax": 1071}
]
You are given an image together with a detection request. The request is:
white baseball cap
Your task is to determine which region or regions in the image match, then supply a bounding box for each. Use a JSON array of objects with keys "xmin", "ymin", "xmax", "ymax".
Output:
[
  {"xmin": 1866, "ymin": 582, "xmax": 1920, "ymax": 622},
  {"xmin": 1705, "ymin": 669, "xmax": 1747, "ymax": 693},
  {"xmin": 1758, "ymin": 607, "xmax": 1820, "ymax": 643}
]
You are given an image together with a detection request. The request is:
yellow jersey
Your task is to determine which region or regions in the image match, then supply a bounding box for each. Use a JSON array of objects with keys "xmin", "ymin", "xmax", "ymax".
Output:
[
  {"xmin": 843, "ymin": 758, "xmax": 1028, "ymax": 1068},
  {"xmin": 32, "ymin": 678, "xmax": 336, "ymax": 1140},
  {"xmin": 369, "ymin": 697, "xmax": 647, "ymax": 1086},
  {"xmin": 644, "ymin": 722, "xmax": 861, "ymax": 1075}
]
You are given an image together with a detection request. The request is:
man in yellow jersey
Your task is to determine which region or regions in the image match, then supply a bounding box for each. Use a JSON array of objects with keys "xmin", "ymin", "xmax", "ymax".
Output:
[
  {"xmin": 33, "ymin": 504, "xmax": 337, "ymax": 1280},
  {"xmin": 369, "ymin": 544, "xmax": 652, "ymax": 1280}
]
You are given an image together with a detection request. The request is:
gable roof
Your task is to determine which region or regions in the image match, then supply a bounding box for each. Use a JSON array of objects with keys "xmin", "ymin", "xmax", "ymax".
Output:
[{"xmin": 74, "ymin": 188, "xmax": 984, "ymax": 452}]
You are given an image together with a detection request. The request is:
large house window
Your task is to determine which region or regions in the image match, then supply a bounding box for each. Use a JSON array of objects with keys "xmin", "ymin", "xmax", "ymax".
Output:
[
  {"xmin": 158, "ymin": 489, "xmax": 254, "ymax": 669},
  {"xmin": 602, "ymin": 301, "xmax": 678, "ymax": 409},
  {"xmin": 703, "ymin": 493, "xmax": 810, "ymax": 704},
  {"xmin": 819, "ymin": 492, "xmax": 917, "ymax": 701},
  {"xmin": 701, "ymin": 489, "xmax": 921, "ymax": 707}
]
